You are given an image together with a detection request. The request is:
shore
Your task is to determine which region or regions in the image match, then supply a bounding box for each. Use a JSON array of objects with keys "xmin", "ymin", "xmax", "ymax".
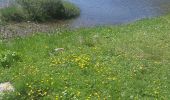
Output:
[{"xmin": 0, "ymin": 21, "xmax": 71, "ymax": 39}]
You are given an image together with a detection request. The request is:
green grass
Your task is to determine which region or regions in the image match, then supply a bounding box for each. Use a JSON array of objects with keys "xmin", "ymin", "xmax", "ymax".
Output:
[
  {"xmin": 0, "ymin": 5, "xmax": 26, "ymax": 22},
  {"xmin": 0, "ymin": 15, "xmax": 170, "ymax": 99}
]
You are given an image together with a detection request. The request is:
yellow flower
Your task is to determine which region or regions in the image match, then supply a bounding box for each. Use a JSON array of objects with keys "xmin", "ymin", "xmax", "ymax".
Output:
[{"xmin": 56, "ymin": 95, "xmax": 59, "ymax": 100}]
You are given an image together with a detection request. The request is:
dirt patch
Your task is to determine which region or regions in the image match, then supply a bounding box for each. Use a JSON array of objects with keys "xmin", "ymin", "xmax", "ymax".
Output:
[{"xmin": 0, "ymin": 20, "xmax": 70, "ymax": 39}]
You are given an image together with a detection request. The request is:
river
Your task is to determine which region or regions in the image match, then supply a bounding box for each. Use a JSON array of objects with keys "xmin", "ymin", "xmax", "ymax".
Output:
[{"xmin": 69, "ymin": 0, "xmax": 170, "ymax": 27}]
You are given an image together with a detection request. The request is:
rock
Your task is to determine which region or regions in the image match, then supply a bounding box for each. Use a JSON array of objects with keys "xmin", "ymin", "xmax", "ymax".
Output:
[
  {"xmin": 49, "ymin": 48, "xmax": 65, "ymax": 56},
  {"xmin": 0, "ymin": 82, "xmax": 14, "ymax": 99},
  {"xmin": 0, "ymin": 82, "xmax": 14, "ymax": 92},
  {"xmin": 54, "ymin": 48, "xmax": 64, "ymax": 52},
  {"xmin": 27, "ymin": 21, "xmax": 31, "ymax": 23}
]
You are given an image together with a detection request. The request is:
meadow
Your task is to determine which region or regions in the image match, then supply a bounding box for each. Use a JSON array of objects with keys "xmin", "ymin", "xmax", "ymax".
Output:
[{"xmin": 0, "ymin": 15, "xmax": 170, "ymax": 99}]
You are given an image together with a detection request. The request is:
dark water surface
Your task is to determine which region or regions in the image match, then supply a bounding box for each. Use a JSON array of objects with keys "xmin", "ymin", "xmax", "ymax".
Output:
[{"xmin": 68, "ymin": 0, "xmax": 170, "ymax": 27}]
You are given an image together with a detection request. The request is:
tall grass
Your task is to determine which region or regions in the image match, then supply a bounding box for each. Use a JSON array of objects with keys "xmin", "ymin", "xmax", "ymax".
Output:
[
  {"xmin": 0, "ymin": 0, "xmax": 80, "ymax": 22},
  {"xmin": 0, "ymin": 5, "xmax": 26, "ymax": 22}
]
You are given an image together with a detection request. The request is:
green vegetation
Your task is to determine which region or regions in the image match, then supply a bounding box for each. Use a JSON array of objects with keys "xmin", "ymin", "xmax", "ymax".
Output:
[
  {"xmin": 0, "ymin": 5, "xmax": 26, "ymax": 22},
  {"xmin": 0, "ymin": 15, "xmax": 170, "ymax": 99},
  {"xmin": 0, "ymin": 50, "xmax": 20, "ymax": 68},
  {"xmin": 0, "ymin": 0, "xmax": 80, "ymax": 22}
]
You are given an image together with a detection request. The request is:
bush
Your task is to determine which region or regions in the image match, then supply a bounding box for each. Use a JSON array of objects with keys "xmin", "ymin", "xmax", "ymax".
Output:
[
  {"xmin": 40, "ymin": 0, "xmax": 64, "ymax": 19},
  {"xmin": 0, "ymin": 0, "xmax": 80, "ymax": 22},
  {"xmin": 16, "ymin": 0, "xmax": 64, "ymax": 21},
  {"xmin": 62, "ymin": 1, "xmax": 80, "ymax": 19}
]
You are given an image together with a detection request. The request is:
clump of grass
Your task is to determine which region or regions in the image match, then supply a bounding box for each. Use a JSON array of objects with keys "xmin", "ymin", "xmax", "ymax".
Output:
[{"xmin": 0, "ymin": 0, "xmax": 80, "ymax": 22}]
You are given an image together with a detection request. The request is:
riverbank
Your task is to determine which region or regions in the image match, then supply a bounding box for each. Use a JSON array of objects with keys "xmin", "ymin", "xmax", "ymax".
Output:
[
  {"xmin": 0, "ymin": 0, "xmax": 80, "ymax": 39},
  {"xmin": 0, "ymin": 15, "xmax": 170, "ymax": 99},
  {"xmin": 1, "ymin": 0, "xmax": 170, "ymax": 38},
  {"xmin": 0, "ymin": 21, "xmax": 70, "ymax": 39}
]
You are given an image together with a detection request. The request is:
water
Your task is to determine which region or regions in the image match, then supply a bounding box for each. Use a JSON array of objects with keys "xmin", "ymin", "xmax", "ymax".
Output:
[
  {"xmin": 68, "ymin": 0, "xmax": 170, "ymax": 27},
  {"xmin": 0, "ymin": 0, "xmax": 15, "ymax": 8},
  {"xmin": 1, "ymin": 0, "xmax": 170, "ymax": 27}
]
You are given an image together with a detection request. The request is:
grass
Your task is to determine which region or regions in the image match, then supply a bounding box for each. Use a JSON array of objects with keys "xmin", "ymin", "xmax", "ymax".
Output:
[
  {"xmin": 0, "ymin": 5, "xmax": 26, "ymax": 22},
  {"xmin": 0, "ymin": 15, "xmax": 170, "ymax": 99}
]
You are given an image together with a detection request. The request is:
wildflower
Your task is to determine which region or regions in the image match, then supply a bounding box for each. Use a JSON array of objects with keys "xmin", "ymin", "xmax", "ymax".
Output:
[{"xmin": 56, "ymin": 95, "xmax": 59, "ymax": 100}]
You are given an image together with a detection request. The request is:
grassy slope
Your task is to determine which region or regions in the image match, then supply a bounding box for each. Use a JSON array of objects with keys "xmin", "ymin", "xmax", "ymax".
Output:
[{"xmin": 0, "ymin": 15, "xmax": 170, "ymax": 99}]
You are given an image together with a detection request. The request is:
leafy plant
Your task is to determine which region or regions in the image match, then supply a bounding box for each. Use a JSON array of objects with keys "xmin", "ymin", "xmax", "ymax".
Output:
[{"xmin": 0, "ymin": 50, "xmax": 21, "ymax": 68}]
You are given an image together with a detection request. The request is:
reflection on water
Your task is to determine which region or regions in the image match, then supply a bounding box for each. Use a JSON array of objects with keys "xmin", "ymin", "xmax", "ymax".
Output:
[{"xmin": 69, "ymin": 0, "xmax": 170, "ymax": 27}]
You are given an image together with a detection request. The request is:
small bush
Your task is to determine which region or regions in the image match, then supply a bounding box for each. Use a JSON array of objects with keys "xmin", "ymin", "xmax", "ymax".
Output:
[{"xmin": 0, "ymin": 50, "xmax": 21, "ymax": 68}]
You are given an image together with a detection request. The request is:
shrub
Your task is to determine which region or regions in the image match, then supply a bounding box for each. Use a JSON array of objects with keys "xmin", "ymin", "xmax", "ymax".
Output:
[
  {"xmin": 16, "ymin": 0, "xmax": 60, "ymax": 21},
  {"xmin": 40, "ymin": 0, "xmax": 64, "ymax": 20},
  {"xmin": 0, "ymin": 50, "xmax": 21, "ymax": 68},
  {"xmin": 61, "ymin": 1, "xmax": 80, "ymax": 19},
  {"xmin": 0, "ymin": 0, "xmax": 80, "ymax": 22}
]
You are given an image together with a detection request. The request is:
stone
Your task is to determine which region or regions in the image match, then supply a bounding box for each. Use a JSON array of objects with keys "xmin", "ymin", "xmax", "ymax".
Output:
[
  {"xmin": 0, "ymin": 82, "xmax": 14, "ymax": 92},
  {"xmin": 0, "ymin": 82, "xmax": 14, "ymax": 99},
  {"xmin": 54, "ymin": 48, "xmax": 64, "ymax": 52}
]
